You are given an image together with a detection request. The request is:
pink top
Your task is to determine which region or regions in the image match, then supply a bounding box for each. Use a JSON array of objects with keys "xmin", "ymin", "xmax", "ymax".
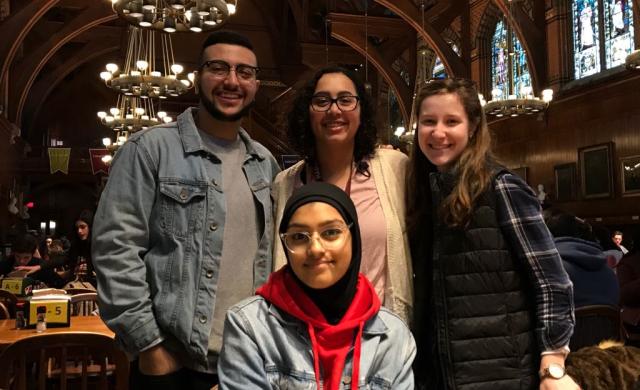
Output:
[{"xmin": 294, "ymin": 163, "xmax": 388, "ymax": 303}]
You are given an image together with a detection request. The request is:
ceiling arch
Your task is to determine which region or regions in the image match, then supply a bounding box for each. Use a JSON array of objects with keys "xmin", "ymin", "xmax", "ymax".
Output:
[
  {"xmin": 10, "ymin": 2, "xmax": 117, "ymax": 126},
  {"xmin": 0, "ymin": 0, "xmax": 60, "ymax": 86},
  {"xmin": 23, "ymin": 42, "xmax": 121, "ymax": 136}
]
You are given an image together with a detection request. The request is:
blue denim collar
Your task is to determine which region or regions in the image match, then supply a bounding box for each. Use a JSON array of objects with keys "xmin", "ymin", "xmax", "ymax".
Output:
[{"xmin": 177, "ymin": 107, "xmax": 265, "ymax": 161}]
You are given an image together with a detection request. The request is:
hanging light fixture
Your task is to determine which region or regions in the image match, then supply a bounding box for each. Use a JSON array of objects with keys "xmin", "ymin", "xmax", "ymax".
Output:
[
  {"xmin": 99, "ymin": 27, "xmax": 194, "ymax": 99},
  {"xmin": 363, "ymin": 0, "xmax": 372, "ymax": 95},
  {"xmin": 626, "ymin": 50, "xmax": 640, "ymax": 70},
  {"xmin": 112, "ymin": 0, "xmax": 236, "ymax": 33},
  {"xmin": 483, "ymin": 86, "xmax": 553, "ymax": 117},
  {"xmin": 398, "ymin": 0, "xmax": 428, "ymax": 144},
  {"xmin": 483, "ymin": 0, "xmax": 552, "ymax": 118},
  {"xmin": 96, "ymin": 95, "xmax": 173, "ymax": 161}
]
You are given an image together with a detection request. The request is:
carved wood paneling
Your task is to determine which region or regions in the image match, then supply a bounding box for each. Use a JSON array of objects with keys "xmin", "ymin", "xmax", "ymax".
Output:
[{"xmin": 492, "ymin": 73, "xmax": 640, "ymax": 221}]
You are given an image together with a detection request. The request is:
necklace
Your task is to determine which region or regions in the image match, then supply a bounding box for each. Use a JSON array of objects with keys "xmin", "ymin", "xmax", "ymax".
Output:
[{"xmin": 311, "ymin": 162, "xmax": 353, "ymax": 195}]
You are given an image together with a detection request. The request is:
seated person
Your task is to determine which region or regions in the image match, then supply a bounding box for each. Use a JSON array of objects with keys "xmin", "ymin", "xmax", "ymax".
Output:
[
  {"xmin": 218, "ymin": 182, "xmax": 415, "ymax": 389},
  {"xmin": 617, "ymin": 232, "xmax": 640, "ymax": 344},
  {"xmin": 0, "ymin": 234, "xmax": 64, "ymax": 288},
  {"xmin": 544, "ymin": 209, "xmax": 619, "ymax": 308}
]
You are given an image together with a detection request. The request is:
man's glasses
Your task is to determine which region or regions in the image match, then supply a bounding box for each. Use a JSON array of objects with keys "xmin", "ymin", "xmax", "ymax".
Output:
[
  {"xmin": 280, "ymin": 223, "xmax": 352, "ymax": 254},
  {"xmin": 310, "ymin": 95, "xmax": 360, "ymax": 112},
  {"xmin": 200, "ymin": 60, "xmax": 259, "ymax": 81}
]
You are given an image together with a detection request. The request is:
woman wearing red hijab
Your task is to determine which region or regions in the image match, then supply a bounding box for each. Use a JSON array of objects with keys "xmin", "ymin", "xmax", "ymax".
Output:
[{"xmin": 218, "ymin": 182, "xmax": 415, "ymax": 389}]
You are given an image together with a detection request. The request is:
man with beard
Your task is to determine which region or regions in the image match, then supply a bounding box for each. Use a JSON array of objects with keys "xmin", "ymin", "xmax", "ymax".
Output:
[{"xmin": 92, "ymin": 31, "xmax": 280, "ymax": 389}]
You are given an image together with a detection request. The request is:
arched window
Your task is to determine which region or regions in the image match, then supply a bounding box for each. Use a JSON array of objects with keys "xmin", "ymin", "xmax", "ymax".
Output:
[
  {"xmin": 491, "ymin": 20, "xmax": 531, "ymax": 99},
  {"xmin": 573, "ymin": 0, "xmax": 635, "ymax": 79}
]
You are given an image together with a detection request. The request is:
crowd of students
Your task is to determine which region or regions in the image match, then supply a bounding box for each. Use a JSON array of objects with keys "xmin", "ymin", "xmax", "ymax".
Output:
[{"xmin": 0, "ymin": 210, "xmax": 96, "ymax": 289}]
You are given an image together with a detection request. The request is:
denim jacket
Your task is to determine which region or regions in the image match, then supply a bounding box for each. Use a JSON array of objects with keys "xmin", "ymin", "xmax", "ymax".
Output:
[
  {"xmin": 92, "ymin": 108, "xmax": 280, "ymax": 369},
  {"xmin": 218, "ymin": 296, "xmax": 416, "ymax": 389}
]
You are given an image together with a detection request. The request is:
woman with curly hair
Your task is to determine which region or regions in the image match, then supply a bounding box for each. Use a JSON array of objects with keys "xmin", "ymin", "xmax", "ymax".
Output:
[
  {"xmin": 407, "ymin": 78, "xmax": 579, "ymax": 389},
  {"xmin": 271, "ymin": 66, "xmax": 413, "ymax": 324}
]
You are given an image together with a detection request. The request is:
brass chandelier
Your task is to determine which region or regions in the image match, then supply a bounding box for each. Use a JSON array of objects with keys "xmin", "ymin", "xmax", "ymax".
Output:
[
  {"xmin": 97, "ymin": 96, "xmax": 174, "ymax": 163},
  {"xmin": 99, "ymin": 27, "xmax": 194, "ymax": 99},
  {"xmin": 482, "ymin": 87, "xmax": 553, "ymax": 118},
  {"xmin": 112, "ymin": 0, "xmax": 236, "ymax": 33}
]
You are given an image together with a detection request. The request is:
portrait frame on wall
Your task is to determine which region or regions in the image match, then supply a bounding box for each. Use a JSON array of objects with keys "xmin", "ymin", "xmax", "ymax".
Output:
[
  {"xmin": 621, "ymin": 155, "xmax": 640, "ymax": 196},
  {"xmin": 578, "ymin": 142, "xmax": 614, "ymax": 199},
  {"xmin": 554, "ymin": 163, "xmax": 577, "ymax": 202}
]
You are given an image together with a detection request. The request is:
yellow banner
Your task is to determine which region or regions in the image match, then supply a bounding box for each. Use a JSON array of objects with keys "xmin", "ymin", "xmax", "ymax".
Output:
[{"xmin": 48, "ymin": 147, "xmax": 71, "ymax": 174}]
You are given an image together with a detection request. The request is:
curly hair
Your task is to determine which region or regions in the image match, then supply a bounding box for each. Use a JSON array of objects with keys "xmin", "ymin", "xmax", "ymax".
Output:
[
  {"xmin": 407, "ymin": 78, "xmax": 496, "ymax": 232},
  {"xmin": 286, "ymin": 66, "xmax": 376, "ymax": 176}
]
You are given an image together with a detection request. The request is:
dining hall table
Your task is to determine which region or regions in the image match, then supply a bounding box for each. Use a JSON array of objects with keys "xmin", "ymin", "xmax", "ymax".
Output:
[{"xmin": 0, "ymin": 315, "xmax": 114, "ymax": 354}]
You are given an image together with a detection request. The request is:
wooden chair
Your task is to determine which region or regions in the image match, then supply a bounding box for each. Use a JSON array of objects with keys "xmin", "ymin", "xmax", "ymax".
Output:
[
  {"xmin": 0, "ymin": 332, "xmax": 129, "ymax": 390},
  {"xmin": 71, "ymin": 293, "xmax": 99, "ymax": 316},
  {"xmin": 0, "ymin": 289, "xmax": 18, "ymax": 318},
  {"xmin": 0, "ymin": 301, "xmax": 10, "ymax": 319},
  {"xmin": 570, "ymin": 305, "xmax": 622, "ymax": 351},
  {"xmin": 64, "ymin": 288, "xmax": 96, "ymax": 296}
]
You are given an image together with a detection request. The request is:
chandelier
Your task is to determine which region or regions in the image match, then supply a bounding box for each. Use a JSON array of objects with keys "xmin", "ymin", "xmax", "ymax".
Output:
[
  {"xmin": 97, "ymin": 95, "xmax": 173, "ymax": 163},
  {"xmin": 626, "ymin": 50, "xmax": 640, "ymax": 70},
  {"xmin": 112, "ymin": 0, "xmax": 236, "ymax": 33},
  {"xmin": 99, "ymin": 27, "xmax": 194, "ymax": 99},
  {"xmin": 482, "ymin": 87, "xmax": 553, "ymax": 118}
]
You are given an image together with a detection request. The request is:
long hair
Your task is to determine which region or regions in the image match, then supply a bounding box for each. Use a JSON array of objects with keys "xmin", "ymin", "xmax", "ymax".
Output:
[
  {"xmin": 286, "ymin": 66, "xmax": 376, "ymax": 175},
  {"xmin": 407, "ymin": 78, "xmax": 495, "ymax": 234}
]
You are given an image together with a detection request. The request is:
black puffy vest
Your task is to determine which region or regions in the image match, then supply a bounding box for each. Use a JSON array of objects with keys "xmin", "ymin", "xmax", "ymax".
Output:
[{"xmin": 424, "ymin": 169, "xmax": 539, "ymax": 390}]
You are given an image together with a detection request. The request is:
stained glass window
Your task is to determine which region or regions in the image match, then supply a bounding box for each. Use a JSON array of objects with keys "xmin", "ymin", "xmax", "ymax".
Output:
[
  {"xmin": 572, "ymin": 0, "xmax": 635, "ymax": 78},
  {"xmin": 491, "ymin": 20, "xmax": 531, "ymax": 98},
  {"xmin": 433, "ymin": 57, "xmax": 447, "ymax": 79},
  {"xmin": 573, "ymin": 0, "xmax": 601, "ymax": 78},
  {"xmin": 604, "ymin": 0, "xmax": 635, "ymax": 68},
  {"xmin": 512, "ymin": 36, "xmax": 531, "ymax": 97},
  {"xmin": 432, "ymin": 43, "xmax": 458, "ymax": 79},
  {"xmin": 492, "ymin": 20, "xmax": 509, "ymax": 99}
]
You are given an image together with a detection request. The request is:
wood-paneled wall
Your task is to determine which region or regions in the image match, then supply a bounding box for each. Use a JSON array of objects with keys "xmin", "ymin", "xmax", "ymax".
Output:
[{"xmin": 491, "ymin": 71, "xmax": 640, "ymax": 225}]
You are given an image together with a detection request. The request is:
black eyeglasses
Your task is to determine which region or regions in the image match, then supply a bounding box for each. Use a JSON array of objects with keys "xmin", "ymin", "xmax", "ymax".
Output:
[
  {"xmin": 310, "ymin": 95, "xmax": 360, "ymax": 112},
  {"xmin": 200, "ymin": 60, "xmax": 259, "ymax": 81}
]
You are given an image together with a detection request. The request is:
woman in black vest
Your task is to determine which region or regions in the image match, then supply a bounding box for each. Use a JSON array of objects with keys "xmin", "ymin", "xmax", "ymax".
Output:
[{"xmin": 407, "ymin": 78, "xmax": 579, "ymax": 390}]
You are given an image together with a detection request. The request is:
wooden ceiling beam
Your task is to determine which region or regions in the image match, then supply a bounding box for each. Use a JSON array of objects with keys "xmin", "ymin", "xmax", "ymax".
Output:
[
  {"xmin": 329, "ymin": 13, "xmax": 414, "ymax": 61},
  {"xmin": 286, "ymin": 0, "xmax": 305, "ymax": 39},
  {"xmin": 37, "ymin": 21, "xmax": 124, "ymax": 42},
  {"xmin": 374, "ymin": 0, "xmax": 467, "ymax": 77},
  {"xmin": 431, "ymin": 1, "xmax": 464, "ymax": 32},
  {"xmin": 9, "ymin": 2, "xmax": 117, "ymax": 126},
  {"xmin": 300, "ymin": 42, "xmax": 366, "ymax": 68},
  {"xmin": 0, "ymin": 0, "xmax": 60, "ymax": 88},
  {"xmin": 492, "ymin": 0, "xmax": 546, "ymax": 92},
  {"xmin": 329, "ymin": 13, "xmax": 413, "ymax": 127}
]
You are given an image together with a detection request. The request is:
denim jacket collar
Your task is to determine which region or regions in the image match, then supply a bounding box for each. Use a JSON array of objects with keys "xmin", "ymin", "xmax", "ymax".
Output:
[
  {"xmin": 267, "ymin": 302, "xmax": 389, "ymax": 335},
  {"xmin": 177, "ymin": 107, "xmax": 265, "ymax": 161}
]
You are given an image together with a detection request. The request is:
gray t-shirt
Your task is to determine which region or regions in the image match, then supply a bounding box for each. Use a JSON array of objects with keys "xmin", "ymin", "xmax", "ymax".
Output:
[{"xmin": 198, "ymin": 129, "xmax": 259, "ymax": 367}]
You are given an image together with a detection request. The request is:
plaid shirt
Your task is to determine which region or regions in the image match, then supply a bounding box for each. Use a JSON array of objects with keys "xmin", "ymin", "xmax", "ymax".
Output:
[{"xmin": 495, "ymin": 173, "xmax": 575, "ymax": 352}]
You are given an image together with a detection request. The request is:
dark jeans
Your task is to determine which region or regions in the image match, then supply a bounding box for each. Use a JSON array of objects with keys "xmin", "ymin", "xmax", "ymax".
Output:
[{"xmin": 130, "ymin": 361, "xmax": 218, "ymax": 390}]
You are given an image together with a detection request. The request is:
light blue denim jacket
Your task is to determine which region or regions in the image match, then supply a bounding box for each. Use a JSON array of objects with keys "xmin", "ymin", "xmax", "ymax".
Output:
[
  {"xmin": 92, "ymin": 107, "xmax": 280, "ymax": 369},
  {"xmin": 218, "ymin": 296, "xmax": 416, "ymax": 389}
]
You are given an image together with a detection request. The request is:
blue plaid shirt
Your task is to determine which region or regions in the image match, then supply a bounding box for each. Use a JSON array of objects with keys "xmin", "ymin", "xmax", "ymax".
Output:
[{"xmin": 495, "ymin": 173, "xmax": 575, "ymax": 352}]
